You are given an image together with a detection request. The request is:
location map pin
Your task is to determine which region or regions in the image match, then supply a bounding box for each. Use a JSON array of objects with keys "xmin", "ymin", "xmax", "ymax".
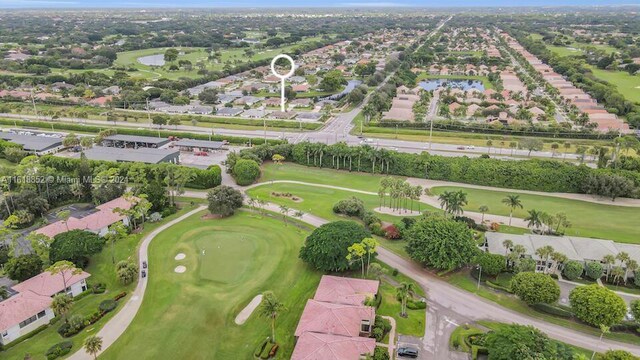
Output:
[{"xmin": 270, "ymin": 54, "xmax": 295, "ymax": 112}]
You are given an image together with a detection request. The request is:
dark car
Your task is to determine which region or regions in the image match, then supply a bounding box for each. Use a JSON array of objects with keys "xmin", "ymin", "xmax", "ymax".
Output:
[
  {"xmin": 141, "ymin": 270, "xmax": 147, "ymax": 278},
  {"xmin": 397, "ymin": 347, "xmax": 418, "ymax": 358},
  {"xmin": 142, "ymin": 261, "xmax": 148, "ymax": 269}
]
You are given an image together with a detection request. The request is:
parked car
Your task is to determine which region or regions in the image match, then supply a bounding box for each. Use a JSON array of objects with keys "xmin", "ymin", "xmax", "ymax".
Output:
[
  {"xmin": 456, "ymin": 146, "xmax": 465, "ymax": 150},
  {"xmin": 141, "ymin": 270, "xmax": 147, "ymax": 278},
  {"xmin": 398, "ymin": 347, "xmax": 418, "ymax": 358},
  {"xmin": 142, "ymin": 261, "xmax": 148, "ymax": 269},
  {"xmin": 195, "ymin": 151, "xmax": 208, "ymax": 156}
]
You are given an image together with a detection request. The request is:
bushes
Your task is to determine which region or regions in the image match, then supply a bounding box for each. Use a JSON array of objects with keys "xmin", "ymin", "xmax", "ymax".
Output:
[
  {"xmin": 99, "ymin": 299, "xmax": 117, "ymax": 313},
  {"xmin": 530, "ymin": 303, "xmax": 574, "ymax": 318},
  {"xmin": 407, "ymin": 299, "xmax": 427, "ymax": 310},
  {"xmin": 45, "ymin": 341, "xmax": 73, "ymax": 360},
  {"xmin": 91, "ymin": 282, "xmax": 106, "ymax": 294},
  {"xmin": 333, "ymin": 197, "xmax": 366, "ymax": 218},
  {"xmin": 585, "ymin": 261, "xmax": 604, "ymax": 280},
  {"xmin": 372, "ymin": 316, "xmax": 392, "ymax": 341},
  {"xmin": 475, "ymin": 252, "xmax": 506, "ymax": 277},
  {"xmin": 569, "ymin": 284, "xmax": 627, "ymax": 327},
  {"xmin": 57, "ymin": 314, "xmax": 88, "ymax": 337},
  {"xmin": 510, "ymin": 272, "xmax": 560, "ymax": 305},
  {"xmin": 562, "ymin": 260, "xmax": 584, "ymax": 281},
  {"xmin": 231, "ymin": 159, "xmax": 261, "ymax": 186}
]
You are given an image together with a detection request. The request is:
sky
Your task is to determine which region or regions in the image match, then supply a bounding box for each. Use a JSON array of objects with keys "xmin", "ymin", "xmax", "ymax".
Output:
[{"xmin": 0, "ymin": 0, "xmax": 638, "ymax": 8}]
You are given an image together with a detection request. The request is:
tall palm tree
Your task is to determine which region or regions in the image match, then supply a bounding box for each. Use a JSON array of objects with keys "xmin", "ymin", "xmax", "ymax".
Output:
[
  {"xmin": 478, "ymin": 205, "xmax": 489, "ymax": 222},
  {"xmin": 624, "ymin": 259, "xmax": 638, "ymax": 284},
  {"xmin": 396, "ymin": 282, "xmax": 414, "ymax": 317},
  {"xmin": 279, "ymin": 205, "xmax": 289, "ymax": 226},
  {"xmin": 550, "ymin": 252, "xmax": 568, "ymax": 275},
  {"xmin": 502, "ymin": 239, "xmax": 513, "ymax": 257},
  {"xmin": 438, "ymin": 190, "xmax": 467, "ymax": 217},
  {"xmin": 535, "ymin": 245, "xmax": 555, "ymax": 274},
  {"xmin": 602, "ymin": 254, "xmax": 616, "ymax": 282},
  {"xmin": 84, "ymin": 336, "xmax": 103, "ymax": 360},
  {"xmin": 259, "ymin": 291, "xmax": 286, "ymax": 343},
  {"xmin": 524, "ymin": 209, "xmax": 543, "ymax": 231},
  {"xmin": 502, "ymin": 195, "xmax": 523, "ymax": 226}
]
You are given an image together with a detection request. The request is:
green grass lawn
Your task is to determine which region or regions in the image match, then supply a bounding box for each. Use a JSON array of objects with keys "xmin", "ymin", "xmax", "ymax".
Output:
[
  {"xmin": 111, "ymin": 36, "xmax": 326, "ymax": 80},
  {"xmin": 431, "ymin": 186, "xmax": 639, "ymax": 243},
  {"xmin": 247, "ymin": 182, "xmax": 436, "ymax": 224},
  {"xmin": 100, "ymin": 210, "xmax": 321, "ymax": 360},
  {"xmin": 1, "ymin": 204, "xmax": 200, "ymax": 360},
  {"xmin": 588, "ymin": 66, "xmax": 640, "ymax": 103},
  {"xmin": 259, "ymin": 162, "xmax": 397, "ymax": 192}
]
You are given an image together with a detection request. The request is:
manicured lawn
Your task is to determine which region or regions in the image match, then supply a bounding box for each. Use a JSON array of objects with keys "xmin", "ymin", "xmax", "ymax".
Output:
[
  {"xmin": 101, "ymin": 210, "xmax": 321, "ymax": 360},
  {"xmin": 246, "ymin": 182, "xmax": 436, "ymax": 224},
  {"xmin": 376, "ymin": 280, "xmax": 426, "ymax": 337},
  {"xmin": 1, "ymin": 204, "xmax": 200, "ymax": 360},
  {"xmin": 259, "ymin": 162, "xmax": 396, "ymax": 192},
  {"xmin": 431, "ymin": 186, "xmax": 639, "ymax": 243},
  {"xmin": 588, "ymin": 66, "xmax": 640, "ymax": 103}
]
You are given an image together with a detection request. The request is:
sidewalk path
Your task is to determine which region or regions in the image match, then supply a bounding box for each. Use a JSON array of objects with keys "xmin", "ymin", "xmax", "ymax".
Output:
[{"xmin": 67, "ymin": 206, "xmax": 207, "ymax": 360}]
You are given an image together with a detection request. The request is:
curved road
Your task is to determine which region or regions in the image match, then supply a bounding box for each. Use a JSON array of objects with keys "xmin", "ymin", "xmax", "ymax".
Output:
[{"xmin": 68, "ymin": 206, "xmax": 207, "ymax": 360}]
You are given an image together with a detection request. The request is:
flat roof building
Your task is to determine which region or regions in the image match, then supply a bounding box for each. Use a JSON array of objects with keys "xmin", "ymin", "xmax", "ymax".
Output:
[
  {"xmin": 102, "ymin": 134, "xmax": 170, "ymax": 149},
  {"xmin": 173, "ymin": 139, "xmax": 225, "ymax": 151},
  {"xmin": 0, "ymin": 132, "xmax": 63, "ymax": 155},
  {"xmin": 84, "ymin": 146, "xmax": 179, "ymax": 164}
]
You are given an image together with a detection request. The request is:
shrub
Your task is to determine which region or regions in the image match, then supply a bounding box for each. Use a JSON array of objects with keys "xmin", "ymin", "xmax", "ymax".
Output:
[
  {"xmin": 563, "ymin": 260, "xmax": 584, "ymax": 281},
  {"xmin": 254, "ymin": 339, "xmax": 269, "ymax": 358},
  {"xmin": 630, "ymin": 300, "xmax": 640, "ymax": 322},
  {"xmin": 362, "ymin": 211, "xmax": 381, "ymax": 227},
  {"xmin": 510, "ymin": 272, "xmax": 560, "ymax": 305},
  {"xmin": 392, "ymin": 268, "xmax": 399, "ymax": 276},
  {"xmin": 635, "ymin": 271, "xmax": 640, "ymax": 288},
  {"xmin": 515, "ymin": 258, "xmax": 537, "ymax": 273},
  {"xmin": 530, "ymin": 303, "xmax": 573, "ymax": 318},
  {"xmin": 373, "ymin": 346, "xmax": 390, "ymax": 360},
  {"xmin": 232, "ymin": 159, "xmax": 261, "ymax": 186},
  {"xmin": 207, "ymin": 185, "xmax": 243, "ymax": 217},
  {"xmin": 383, "ymin": 224, "xmax": 401, "ymax": 239},
  {"xmin": 45, "ymin": 341, "xmax": 73, "ymax": 360},
  {"xmin": 569, "ymin": 284, "xmax": 626, "ymax": 327},
  {"xmin": 114, "ymin": 291, "xmax": 127, "ymax": 301},
  {"xmin": 475, "ymin": 252, "xmax": 506, "ymax": 277},
  {"xmin": 332, "ymin": 197, "xmax": 365, "ymax": 218},
  {"xmin": 91, "ymin": 282, "xmax": 106, "ymax": 294},
  {"xmin": 299, "ymin": 221, "xmax": 370, "ymax": 272},
  {"xmin": 99, "ymin": 299, "xmax": 117, "ymax": 313},
  {"xmin": 407, "ymin": 299, "xmax": 427, "ymax": 310},
  {"xmin": 585, "ymin": 261, "xmax": 604, "ymax": 281}
]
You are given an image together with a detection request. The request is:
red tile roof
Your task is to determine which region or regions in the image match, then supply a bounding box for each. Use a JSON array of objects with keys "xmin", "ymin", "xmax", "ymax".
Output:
[
  {"xmin": 35, "ymin": 196, "xmax": 136, "ymax": 238},
  {"xmin": 294, "ymin": 299, "xmax": 375, "ymax": 338},
  {"xmin": 290, "ymin": 332, "xmax": 376, "ymax": 360},
  {"xmin": 314, "ymin": 275, "xmax": 379, "ymax": 306},
  {"xmin": 12, "ymin": 269, "xmax": 91, "ymax": 297},
  {"xmin": 0, "ymin": 291, "xmax": 52, "ymax": 332}
]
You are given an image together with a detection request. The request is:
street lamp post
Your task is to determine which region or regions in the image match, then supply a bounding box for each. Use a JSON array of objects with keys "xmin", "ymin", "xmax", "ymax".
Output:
[{"xmin": 476, "ymin": 265, "xmax": 482, "ymax": 290}]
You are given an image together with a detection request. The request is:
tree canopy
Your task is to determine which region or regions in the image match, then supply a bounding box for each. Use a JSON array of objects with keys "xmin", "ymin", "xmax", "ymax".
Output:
[
  {"xmin": 49, "ymin": 230, "xmax": 104, "ymax": 268},
  {"xmin": 569, "ymin": 284, "xmax": 626, "ymax": 327},
  {"xmin": 510, "ymin": 272, "xmax": 560, "ymax": 305},
  {"xmin": 206, "ymin": 185, "xmax": 243, "ymax": 217},
  {"xmin": 299, "ymin": 221, "xmax": 370, "ymax": 272},
  {"xmin": 404, "ymin": 214, "xmax": 477, "ymax": 270}
]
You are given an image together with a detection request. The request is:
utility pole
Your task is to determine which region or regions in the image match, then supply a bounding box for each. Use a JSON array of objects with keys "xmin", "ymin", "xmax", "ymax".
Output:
[{"xmin": 476, "ymin": 265, "xmax": 482, "ymax": 290}]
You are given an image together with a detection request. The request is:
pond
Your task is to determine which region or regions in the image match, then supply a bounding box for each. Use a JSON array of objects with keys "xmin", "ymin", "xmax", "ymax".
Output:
[
  {"xmin": 138, "ymin": 54, "xmax": 165, "ymax": 66},
  {"xmin": 320, "ymin": 79, "xmax": 363, "ymax": 101},
  {"xmin": 419, "ymin": 79, "xmax": 485, "ymax": 92}
]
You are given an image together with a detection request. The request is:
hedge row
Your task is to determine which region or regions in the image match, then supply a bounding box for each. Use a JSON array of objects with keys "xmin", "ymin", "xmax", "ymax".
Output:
[
  {"xmin": 530, "ymin": 303, "xmax": 574, "ymax": 318},
  {"xmin": 240, "ymin": 142, "xmax": 640, "ymax": 196},
  {"xmin": 0, "ymin": 118, "xmax": 286, "ymax": 146},
  {"xmin": 374, "ymin": 120, "xmax": 619, "ymax": 140},
  {"xmin": 39, "ymin": 156, "xmax": 222, "ymax": 189}
]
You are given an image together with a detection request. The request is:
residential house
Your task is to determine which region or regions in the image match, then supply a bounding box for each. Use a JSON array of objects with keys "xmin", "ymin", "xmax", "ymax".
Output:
[{"xmin": 0, "ymin": 269, "xmax": 90, "ymax": 345}]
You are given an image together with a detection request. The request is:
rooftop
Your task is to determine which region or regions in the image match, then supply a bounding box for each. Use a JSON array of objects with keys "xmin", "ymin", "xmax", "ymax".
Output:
[
  {"xmin": 12, "ymin": 269, "xmax": 91, "ymax": 297},
  {"xmin": 294, "ymin": 299, "xmax": 375, "ymax": 338},
  {"xmin": 290, "ymin": 332, "xmax": 376, "ymax": 360},
  {"xmin": 83, "ymin": 146, "xmax": 179, "ymax": 164},
  {"xmin": 313, "ymin": 275, "xmax": 379, "ymax": 306}
]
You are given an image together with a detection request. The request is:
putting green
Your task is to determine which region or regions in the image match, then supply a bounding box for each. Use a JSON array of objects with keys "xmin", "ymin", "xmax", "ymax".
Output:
[{"xmin": 102, "ymin": 211, "xmax": 321, "ymax": 360}]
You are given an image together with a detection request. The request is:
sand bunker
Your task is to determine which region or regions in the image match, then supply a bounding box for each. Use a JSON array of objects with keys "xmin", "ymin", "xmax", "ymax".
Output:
[
  {"xmin": 174, "ymin": 253, "xmax": 186, "ymax": 260},
  {"xmin": 174, "ymin": 265, "xmax": 186, "ymax": 273},
  {"xmin": 234, "ymin": 294, "xmax": 263, "ymax": 325},
  {"xmin": 374, "ymin": 207, "xmax": 422, "ymax": 216}
]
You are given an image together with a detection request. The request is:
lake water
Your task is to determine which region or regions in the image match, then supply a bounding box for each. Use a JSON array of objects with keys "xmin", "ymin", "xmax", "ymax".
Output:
[
  {"xmin": 419, "ymin": 79, "xmax": 485, "ymax": 92},
  {"xmin": 320, "ymin": 79, "xmax": 363, "ymax": 101},
  {"xmin": 138, "ymin": 54, "xmax": 165, "ymax": 66}
]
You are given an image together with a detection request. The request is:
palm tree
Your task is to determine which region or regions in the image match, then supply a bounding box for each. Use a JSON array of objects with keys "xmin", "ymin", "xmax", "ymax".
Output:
[
  {"xmin": 479, "ymin": 205, "xmax": 489, "ymax": 222},
  {"xmin": 550, "ymin": 252, "xmax": 568, "ymax": 275},
  {"xmin": 396, "ymin": 282, "xmax": 414, "ymax": 317},
  {"xmin": 535, "ymin": 245, "xmax": 555, "ymax": 274},
  {"xmin": 502, "ymin": 239, "xmax": 513, "ymax": 257},
  {"xmin": 51, "ymin": 293, "xmax": 73, "ymax": 323},
  {"xmin": 524, "ymin": 209, "xmax": 543, "ymax": 231},
  {"xmin": 413, "ymin": 186, "xmax": 424, "ymax": 212},
  {"xmin": 602, "ymin": 254, "xmax": 616, "ymax": 282},
  {"xmin": 259, "ymin": 291, "xmax": 287, "ymax": 343},
  {"xmin": 624, "ymin": 259, "xmax": 638, "ymax": 284},
  {"xmin": 84, "ymin": 336, "xmax": 103, "ymax": 360},
  {"xmin": 279, "ymin": 205, "xmax": 289, "ymax": 226},
  {"xmin": 502, "ymin": 195, "xmax": 523, "ymax": 226},
  {"xmin": 438, "ymin": 190, "xmax": 467, "ymax": 217}
]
